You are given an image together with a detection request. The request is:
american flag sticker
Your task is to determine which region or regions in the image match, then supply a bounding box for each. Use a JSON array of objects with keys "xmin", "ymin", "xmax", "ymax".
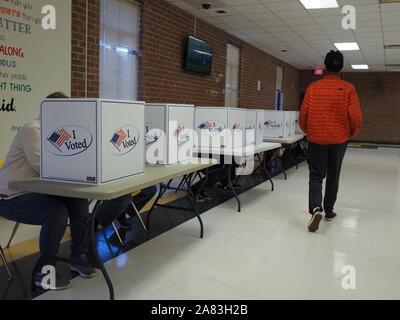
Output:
[
  {"xmin": 110, "ymin": 129, "xmax": 128, "ymax": 151},
  {"xmin": 47, "ymin": 128, "xmax": 72, "ymax": 152}
]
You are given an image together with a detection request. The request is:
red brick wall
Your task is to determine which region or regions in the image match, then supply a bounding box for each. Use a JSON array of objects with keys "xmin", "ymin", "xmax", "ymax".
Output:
[
  {"xmin": 300, "ymin": 70, "xmax": 400, "ymax": 143},
  {"xmin": 140, "ymin": 0, "xmax": 300, "ymax": 110},
  {"xmin": 71, "ymin": 0, "xmax": 100, "ymax": 98},
  {"xmin": 70, "ymin": 0, "xmax": 300, "ymax": 109}
]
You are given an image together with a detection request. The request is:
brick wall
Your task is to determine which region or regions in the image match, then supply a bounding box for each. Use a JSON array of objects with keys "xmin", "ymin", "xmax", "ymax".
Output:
[
  {"xmin": 300, "ymin": 70, "xmax": 400, "ymax": 144},
  {"xmin": 140, "ymin": 0, "xmax": 300, "ymax": 110},
  {"xmin": 70, "ymin": 0, "xmax": 299, "ymax": 109},
  {"xmin": 71, "ymin": 0, "xmax": 100, "ymax": 98}
]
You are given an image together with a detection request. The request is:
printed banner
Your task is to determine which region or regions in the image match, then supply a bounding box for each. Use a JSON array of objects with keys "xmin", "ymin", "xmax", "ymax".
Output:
[{"xmin": 0, "ymin": 0, "xmax": 71, "ymax": 160}]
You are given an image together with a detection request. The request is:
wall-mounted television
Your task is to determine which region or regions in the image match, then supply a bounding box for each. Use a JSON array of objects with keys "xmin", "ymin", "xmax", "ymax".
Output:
[{"xmin": 184, "ymin": 36, "xmax": 213, "ymax": 75}]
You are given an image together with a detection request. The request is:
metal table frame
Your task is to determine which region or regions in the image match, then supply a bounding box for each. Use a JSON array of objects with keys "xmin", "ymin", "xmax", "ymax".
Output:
[
  {"xmin": 193, "ymin": 143, "xmax": 281, "ymax": 212},
  {"xmin": 9, "ymin": 160, "xmax": 215, "ymax": 300}
]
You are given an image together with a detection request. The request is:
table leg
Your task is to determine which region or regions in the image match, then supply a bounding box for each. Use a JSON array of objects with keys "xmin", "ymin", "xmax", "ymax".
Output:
[
  {"xmin": 273, "ymin": 149, "xmax": 287, "ymax": 180},
  {"xmin": 145, "ymin": 174, "xmax": 205, "ymax": 238},
  {"xmin": 283, "ymin": 143, "xmax": 298, "ymax": 169},
  {"xmin": 262, "ymin": 151, "xmax": 274, "ymax": 191},
  {"xmin": 89, "ymin": 201, "xmax": 115, "ymax": 300},
  {"xmin": 186, "ymin": 172, "xmax": 204, "ymax": 238},
  {"xmin": 145, "ymin": 179, "xmax": 172, "ymax": 231},
  {"xmin": 190, "ymin": 168, "xmax": 209, "ymax": 201},
  {"xmin": 227, "ymin": 164, "xmax": 241, "ymax": 212}
]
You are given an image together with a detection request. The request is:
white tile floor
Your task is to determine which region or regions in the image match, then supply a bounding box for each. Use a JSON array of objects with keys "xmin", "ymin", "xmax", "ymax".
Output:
[{"xmin": 20, "ymin": 147, "xmax": 400, "ymax": 299}]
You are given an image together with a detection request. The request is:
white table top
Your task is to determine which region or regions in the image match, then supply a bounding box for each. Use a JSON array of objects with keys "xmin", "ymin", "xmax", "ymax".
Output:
[
  {"xmin": 263, "ymin": 134, "xmax": 305, "ymax": 144},
  {"xmin": 9, "ymin": 159, "xmax": 216, "ymax": 201},
  {"xmin": 193, "ymin": 142, "xmax": 281, "ymax": 157}
]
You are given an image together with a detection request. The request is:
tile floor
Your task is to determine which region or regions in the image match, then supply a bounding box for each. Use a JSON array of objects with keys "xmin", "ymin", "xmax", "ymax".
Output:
[{"xmin": 4, "ymin": 147, "xmax": 400, "ymax": 300}]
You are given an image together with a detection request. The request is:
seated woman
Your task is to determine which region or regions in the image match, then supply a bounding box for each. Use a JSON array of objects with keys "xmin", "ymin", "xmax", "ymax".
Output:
[
  {"xmin": 95, "ymin": 185, "xmax": 158, "ymax": 230},
  {"xmin": 0, "ymin": 92, "xmax": 95, "ymax": 291}
]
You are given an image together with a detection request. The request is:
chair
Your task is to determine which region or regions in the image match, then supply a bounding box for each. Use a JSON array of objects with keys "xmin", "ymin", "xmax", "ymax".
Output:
[
  {"xmin": 0, "ymin": 243, "xmax": 12, "ymax": 280},
  {"xmin": 0, "ymin": 159, "xmax": 13, "ymax": 280},
  {"xmin": 0, "ymin": 159, "xmax": 21, "ymax": 248},
  {"xmin": 93, "ymin": 193, "xmax": 148, "ymax": 247}
]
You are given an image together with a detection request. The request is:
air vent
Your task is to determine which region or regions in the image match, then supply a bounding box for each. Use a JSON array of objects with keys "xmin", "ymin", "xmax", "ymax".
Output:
[
  {"xmin": 384, "ymin": 45, "xmax": 400, "ymax": 49},
  {"xmin": 386, "ymin": 64, "xmax": 400, "ymax": 71},
  {"xmin": 380, "ymin": 0, "xmax": 400, "ymax": 3}
]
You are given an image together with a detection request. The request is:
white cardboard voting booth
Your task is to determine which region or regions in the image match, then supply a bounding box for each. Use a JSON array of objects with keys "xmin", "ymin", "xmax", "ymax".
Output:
[
  {"xmin": 263, "ymin": 110, "xmax": 293, "ymax": 139},
  {"xmin": 194, "ymin": 107, "xmax": 246, "ymax": 148},
  {"xmin": 245, "ymin": 110, "xmax": 256, "ymax": 146},
  {"xmin": 145, "ymin": 103, "xmax": 194, "ymax": 165},
  {"xmin": 40, "ymin": 99, "xmax": 145, "ymax": 185},
  {"xmin": 295, "ymin": 111, "xmax": 304, "ymax": 134},
  {"xmin": 289, "ymin": 111, "xmax": 296, "ymax": 136},
  {"xmin": 245, "ymin": 109, "xmax": 264, "ymax": 146}
]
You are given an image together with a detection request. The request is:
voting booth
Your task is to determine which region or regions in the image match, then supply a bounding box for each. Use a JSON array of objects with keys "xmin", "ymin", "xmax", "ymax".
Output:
[
  {"xmin": 194, "ymin": 107, "xmax": 246, "ymax": 148},
  {"xmin": 245, "ymin": 109, "xmax": 264, "ymax": 146},
  {"xmin": 289, "ymin": 111, "xmax": 296, "ymax": 136},
  {"xmin": 40, "ymin": 99, "xmax": 145, "ymax": 185},
  {"xmin": 263, "ymin": 110, "xmax": 292, "ymax": 139},
  {"xmin": 145, "ymin": 103, "xmax": 194, "ymax": 165},
  {"xmin": 294, "ymin": 111, "xmax": 304, "ymax": 134}
]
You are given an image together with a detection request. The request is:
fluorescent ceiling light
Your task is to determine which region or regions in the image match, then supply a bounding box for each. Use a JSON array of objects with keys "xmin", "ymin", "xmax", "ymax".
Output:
[
  {"xmin": 351, "ymin": 64, "xmax": 369, "ymax": 70},
  {"xmin": 334, "ymin": 42, "xmax": 360, "ymax": 51},
  {"xmin": 299, "ymin": 0, "xmax": 339, "ymax": 9},
  {"xmin": 116, "ymin": 46, "xmax": 129, "ymax": 53}
]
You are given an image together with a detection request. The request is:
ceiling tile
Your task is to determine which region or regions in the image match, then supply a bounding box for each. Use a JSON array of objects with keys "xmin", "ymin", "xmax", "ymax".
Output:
[
  {"xmin": 232, "ymin": 4, "xmax": 269, "ymax": 14},
  {"xmin": 308, "ymin": 8, "xmax": 342, "ymax": 17},
  {"xmin": 281, "ymin": 16, "xmax": 316, "ymax": 25},
  {"xmin": 221, "ymin": 0, "xmax": 259, "ymax": 5},
  {"xmin": 350, "ymin": 4, "xmax": 380, "ymax": 14},
  {"xmin": 266, "ymin": 1, "xmax": 306, "ymax": 12},
  {"xmin": 339, "ymin": 0, "xmax": 378, "ymax": 5},
  {"xmin": 256, "ymin": 19, "xmax": 286, "ymax": 28},
  {"xmin": 215, "ymin": 15, "xmax": 248, "ymax": 24},
  {"xmin": 274, "ymin": 10, "xmax": 310, "ymax": 19},
  {"xmin": 206, "ymin": 7, "xmax": 241, "ymax": 17},
  {"xmin": 380, "ymin": 2, "xmax": 400, "ymax": 12},
  {"xmin": 243, "ymin": 12, "xmax": 278, "ymax": 21}
]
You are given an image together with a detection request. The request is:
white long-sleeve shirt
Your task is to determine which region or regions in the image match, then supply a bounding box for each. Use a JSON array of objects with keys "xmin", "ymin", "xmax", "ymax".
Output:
[{"xmin": 0, "ymin": 120, "xmax": 40, "ymax": 200}]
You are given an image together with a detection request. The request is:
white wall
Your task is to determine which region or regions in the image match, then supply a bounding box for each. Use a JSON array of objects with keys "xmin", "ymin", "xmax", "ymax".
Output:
[{"xmin": 0, "ymin": 0, "xmax": 71, "ymax": 160}]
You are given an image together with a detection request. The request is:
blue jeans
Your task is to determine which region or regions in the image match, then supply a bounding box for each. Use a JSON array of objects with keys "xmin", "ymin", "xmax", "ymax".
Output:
[
  {"xmin": 96, "ymin": 185, "xmax": 158, "ymax": 227},
  {"xmin": 0, "ymin": 193, "xmax": 89, "ymax": 265}
]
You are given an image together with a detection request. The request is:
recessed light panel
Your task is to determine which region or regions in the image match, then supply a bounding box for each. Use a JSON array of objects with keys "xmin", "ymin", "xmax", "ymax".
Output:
[
  {"xmin": 299, "ymin": 0, "xmax": 339, "ymax": 9},
  {"xmin": 334, "ymin": 42, "xmax": 360, "ymax": 51},
  {"xmin": 351, "ymin": 65, "xmax": 369, "ymax": 70}
]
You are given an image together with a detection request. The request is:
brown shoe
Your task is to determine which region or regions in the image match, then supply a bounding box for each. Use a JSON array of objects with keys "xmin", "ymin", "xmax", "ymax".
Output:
[{"xmin": 308, "ymin": 211, "xmax": 322, "ymax": 232}]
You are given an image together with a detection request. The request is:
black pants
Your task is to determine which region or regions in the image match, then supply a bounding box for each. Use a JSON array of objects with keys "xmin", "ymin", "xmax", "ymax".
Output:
[
  {"xmin": 96, "ymin": 185, "xmax": 158, "ymax": 226},
  {"xmin": 307, "ymin": 141, "xmax": 348, "ymax": 214},
  {"xmin": 192, "ymin": 155, "xmax": 237, "ymax": 193}
]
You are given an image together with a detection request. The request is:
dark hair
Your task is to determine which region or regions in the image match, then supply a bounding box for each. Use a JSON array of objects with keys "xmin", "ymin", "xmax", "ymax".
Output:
[
  {"xmin": 46, "ymin": 91, "xmax": 69, "ymax": 99},
  {"xmin": 324, "ymin": 50, "xmax": 344, "ymax": 73}
]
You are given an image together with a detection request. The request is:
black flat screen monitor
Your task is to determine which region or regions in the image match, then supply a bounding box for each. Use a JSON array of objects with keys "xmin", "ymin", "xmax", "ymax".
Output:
[{"xmin": 184, "ymin": 36, "xmax": 213, "ymax": 75}]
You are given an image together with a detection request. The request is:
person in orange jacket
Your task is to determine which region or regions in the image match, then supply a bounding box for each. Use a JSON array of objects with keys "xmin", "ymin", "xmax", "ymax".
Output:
[{"xmin": 299, "ymin": 50, "xmax": 363, "ymax": 232}]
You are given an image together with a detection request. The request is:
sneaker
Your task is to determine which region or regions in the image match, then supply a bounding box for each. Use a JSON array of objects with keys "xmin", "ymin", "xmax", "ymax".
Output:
[
  {"xmin": 200, "ymin": 190, "xmax": 213, "ymax": 201},
  {"xmin": 194, "ymin": 194, "xmax": 206, "ymax": 203},
  {"xmin": 219, "ymin": 182, "xmax": 241, "ymax": 191},
  {"xmin": 35, "ymin": 272, "xmax": 71, "ymax": 291},
  {"xmin": 308, "ymin": 209, "xmax": 323, "ymax": 232},
  {"xmin": 70, "ymin": 255, "xmax": 96, "ymax": 278},
  {"xmin": 117, "ymin": 215, "xmax": 132, "ymax": 230},
  {"xmin": 325, "ymin": 212, "xmax": 337, "ymax": 221}
]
